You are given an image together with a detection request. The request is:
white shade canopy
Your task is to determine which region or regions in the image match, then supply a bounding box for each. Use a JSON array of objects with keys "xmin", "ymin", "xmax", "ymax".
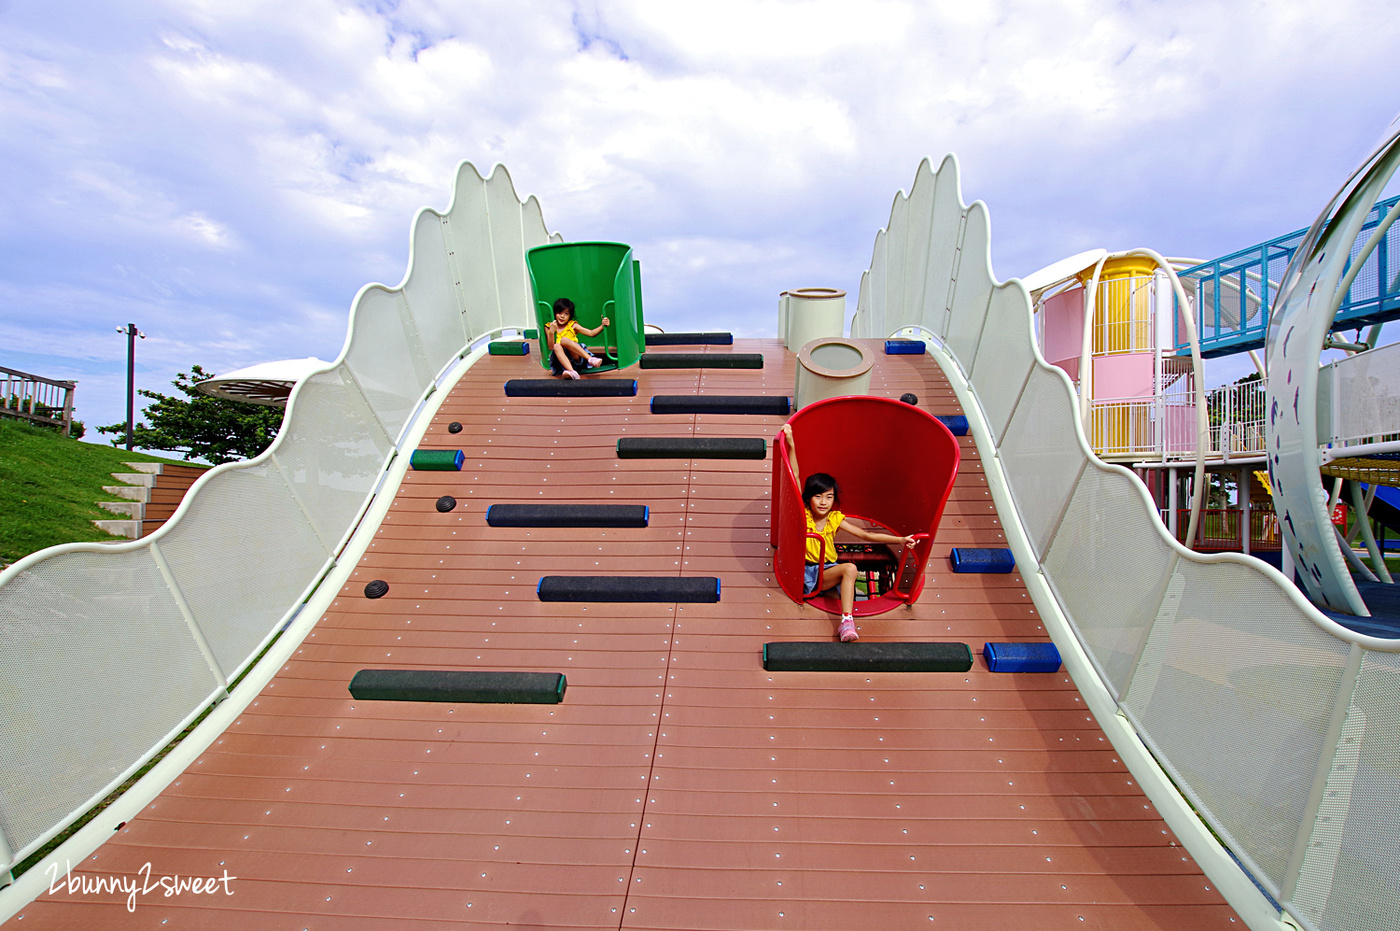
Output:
[{"xmin": 193, "ymin": 357, "xmax": 330, "ymax": 407}]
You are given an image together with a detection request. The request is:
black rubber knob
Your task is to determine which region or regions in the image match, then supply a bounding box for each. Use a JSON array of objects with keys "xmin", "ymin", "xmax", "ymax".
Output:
[
  {"xmin": 899, "ymin": 393, "xmax": 918, "ymax": 406},
  {"xmin": 436, "ymin": 495, "xmax": 457, "ymax": 512},
  {"xmin": 364, "ymin": 580, "xmax": 389, "ymax": 599},
  {"xmin": 447, "ymin": 421, "xmax": 463, "ymax": 433}
]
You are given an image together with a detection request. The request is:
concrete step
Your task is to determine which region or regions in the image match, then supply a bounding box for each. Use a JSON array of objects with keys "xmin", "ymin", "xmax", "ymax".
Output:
[
  {"xmin": 98, "ymin": 500, "xmax": 144, "ymax": 519},
  {"xmin": 111, "ymin": 472, "xmax": 157, "ymax": 487},
  {"xmin": 96, "ymin": 466, "xmax": 161, "ymax": 537},
  {"xmin": 103, "ymin": 484, "xmax": 150, "ymax": 502},
  {"xmin": 93, "ymin": 519, "xmax": 140, "ymax": 539}
]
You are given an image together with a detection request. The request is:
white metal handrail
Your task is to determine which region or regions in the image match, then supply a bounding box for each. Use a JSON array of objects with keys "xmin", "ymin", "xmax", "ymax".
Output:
[
  {"xmin": 0, "ymin": 162, "xmax": 557, "ymax": 878},
  {"xmin": 853, "ymin": 155, "xmax": 1400, "ymax": 931}
]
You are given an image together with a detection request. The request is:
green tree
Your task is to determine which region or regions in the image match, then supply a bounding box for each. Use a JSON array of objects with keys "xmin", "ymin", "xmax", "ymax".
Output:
[{"xmin": 97, "ymin": 365, "xmax": 284, "ymax": 464}]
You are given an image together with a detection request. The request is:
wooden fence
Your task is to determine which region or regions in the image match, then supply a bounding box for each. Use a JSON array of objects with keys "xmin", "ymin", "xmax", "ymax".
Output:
[{"xmin": 1, "ymin": 365, "xmax": 76, "ymax": 436}]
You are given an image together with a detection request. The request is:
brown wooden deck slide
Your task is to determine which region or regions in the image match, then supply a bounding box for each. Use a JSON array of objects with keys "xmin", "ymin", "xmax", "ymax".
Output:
[{"xmin": 9, "ymin": 339, "xmax": 1241, "ymax": 928}]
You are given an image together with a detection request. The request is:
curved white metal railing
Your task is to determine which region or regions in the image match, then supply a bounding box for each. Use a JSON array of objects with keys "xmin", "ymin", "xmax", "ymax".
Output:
[
  {"xmin": 1265, "ymin": 121, "xmax": 1400, "ymax": 619},
  {"xmin": 0, "ymin": 162, "xmax": 558, "ymax": 877},
  {"xmin": 853, "ymin": 156, "xmax": 1399, "ymax": 931}
]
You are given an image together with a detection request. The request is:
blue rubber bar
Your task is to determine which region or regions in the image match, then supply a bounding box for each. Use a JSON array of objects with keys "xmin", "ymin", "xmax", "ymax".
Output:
[
  {"xmin": 982, "ymin": 642, "xmax": 1062, "ymax": 673},
  {"xmin": 935, "ymin": 415, "xmax": 968, "ymax": 436},
  {"xmin": 884, "ymin": 339, "xmax": 926, "ymax": 354},
  {"xmin": 950, "ymin": 547, "xmax": 1015, "ymax": 573}
]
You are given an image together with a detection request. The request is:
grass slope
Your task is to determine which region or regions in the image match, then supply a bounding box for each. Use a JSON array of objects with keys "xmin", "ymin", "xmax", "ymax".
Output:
[{"xmin": 0, "ymin": 418, "xmax": 188, "ymax": 565}]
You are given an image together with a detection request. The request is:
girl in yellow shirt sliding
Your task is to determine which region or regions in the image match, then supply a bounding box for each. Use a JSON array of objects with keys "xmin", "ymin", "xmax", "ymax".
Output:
[
  {"xmin": 544, "ymin": 298, "xmax": 610, "ymax": 379},
  {"xmin": 781, "ymin": 424, "xmax": 915, "ymax": 642}
]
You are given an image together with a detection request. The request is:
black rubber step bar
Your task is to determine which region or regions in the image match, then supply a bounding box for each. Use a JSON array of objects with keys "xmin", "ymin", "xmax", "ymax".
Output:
[
  {"xmin": 650, "ymin": 395, "xmax": 791, "ymax": 415},
  {"xmin": 616, "ymin": 437, "xmax": 766, "ymax": 459},
  {"xmin": 504, "ymin": 379, "xmax": 638, "ymax": 397},
  {"xmin": 644, "ymin": 332, "xmax": 734, "ymax": 346},
  {"xmin": 762, "ymin": 642, "xmax": 973, "ymax": 672},
  {"xmin": 538, "ymin": 575, "xmax": 721, "ymax": 603},
  {"xmin": 349, "ymin": 669, "xmax": 566, "ymax": 703},
  {"xmin": 639, "ymin": 353, "xmax": 763, "ymax": 369},
  {"xmin": 486, "ymin": 504, "xmax": 649, "ymax": 528}
]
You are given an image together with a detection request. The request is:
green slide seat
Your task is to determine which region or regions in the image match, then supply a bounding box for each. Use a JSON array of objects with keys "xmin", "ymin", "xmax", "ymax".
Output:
[{"xmin": 526, "ymin": 241, "xmax": 646, "ymax": 374}]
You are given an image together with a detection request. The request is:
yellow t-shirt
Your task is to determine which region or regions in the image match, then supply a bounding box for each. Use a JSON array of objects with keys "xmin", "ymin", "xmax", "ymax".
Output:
[
  {"xmin": 804, "ymin": 508, "xmax": 844, "ymax": 564},
  {"xmin": 554, "ymin": 320, "xmax": 580, "ymax": 344}
]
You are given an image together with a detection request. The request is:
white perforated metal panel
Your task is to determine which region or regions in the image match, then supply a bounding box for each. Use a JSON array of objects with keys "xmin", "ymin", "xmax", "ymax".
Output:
[
  {"xmin": 275, "ymin": 367, "xmax": 392, "ymax": 548},
  {"xmin": 443, "ymin": 164, "xmax": 498, "ymax": 335},
  {"xmin": 967, "ymin": 285, "xmax": 1037, "ymax": 439},
  {"xmin": 1290, "ymin": 649, "xmax": 1400, "ymax": 931},
  {"xmin": 402, "ymin": 210, "xmax": 469, "ymax": 367},
  {"xmin": 1123, "ymin": 557, "xmax": 1353, "ymax": 895},
  {"xmin": 156, "ymin": 462, "xmax": 328, "ymax": 678},
  {"xmin": 923, "ymin": 160, "xmax": 967, "ymax": 340},
  {"xmin": 883, "ymin": 191, "xmax": 910, "ymax": 326},
  {"xmin": 851, "ymin": 271, "xmax": 874, "ymax": 339},
  {"xmin": 482, "ymin": 165, "xmax": 531, "ymax": 334},
  {"xmin": 900, "ymin": 163, "xmax": 936, "ymax": 325},
  {"xmin": 1327, "ymin": 340, "xmax": 1400, "ymax": 446},
  {"xmin": 998, "ymin": 366, "xmax": 1087, "ymax": 559},
  {"xmin": 0, "ymin": 550, "xmax": 220, "ymax": 857},
  {"xmin": 864, "ymin": 230, "xmax": 889, "ymax": 340},
  {"xmin": 943, "ymin": 204, "xmax": 993, "ymax": 367},
  {"xmin": 1043, "ymin": 466, "xmax": 1178, "ymax": 698},
  {"xmin": 346, "ymin": 286, "xmax": 432, "ymax": 439}
]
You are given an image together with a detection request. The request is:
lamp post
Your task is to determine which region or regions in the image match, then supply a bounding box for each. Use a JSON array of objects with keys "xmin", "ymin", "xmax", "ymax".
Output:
[{"xmin": 116, "ymin": 323, "xmax": 145, "ymax": 451}]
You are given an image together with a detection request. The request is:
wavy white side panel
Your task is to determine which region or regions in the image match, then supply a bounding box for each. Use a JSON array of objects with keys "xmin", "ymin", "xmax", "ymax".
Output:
[
  {"xmin": 853, "ymin": 156, "xmax": 1400, "ymax": 931},
  {"xmin": 0, "ymin": 163, "xmax": 552, "ymax": 872}
]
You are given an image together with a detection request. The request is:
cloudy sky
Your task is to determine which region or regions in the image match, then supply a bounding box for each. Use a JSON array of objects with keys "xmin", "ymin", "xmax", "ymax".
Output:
[{"xmin": 2, "ymin": 0, "xmax": 1398, "ymax": 447}]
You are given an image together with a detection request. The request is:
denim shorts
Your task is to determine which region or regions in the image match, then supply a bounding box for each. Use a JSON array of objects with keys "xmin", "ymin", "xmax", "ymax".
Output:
[{"xmin": 804, "ymin": 561, "xmax": 838, "ymax": 594}]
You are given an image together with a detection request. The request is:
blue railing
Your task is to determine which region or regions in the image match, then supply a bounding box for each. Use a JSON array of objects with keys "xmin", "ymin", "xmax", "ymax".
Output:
[{"xmin": 1176, "ymin": 193, "xmax": 1400, "ymax": 357}]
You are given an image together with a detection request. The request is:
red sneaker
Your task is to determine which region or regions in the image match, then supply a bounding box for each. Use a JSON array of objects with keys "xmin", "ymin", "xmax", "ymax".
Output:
[{"xmin": 838, "ymin": 616, "xmax": 858, "ymax": 642}]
